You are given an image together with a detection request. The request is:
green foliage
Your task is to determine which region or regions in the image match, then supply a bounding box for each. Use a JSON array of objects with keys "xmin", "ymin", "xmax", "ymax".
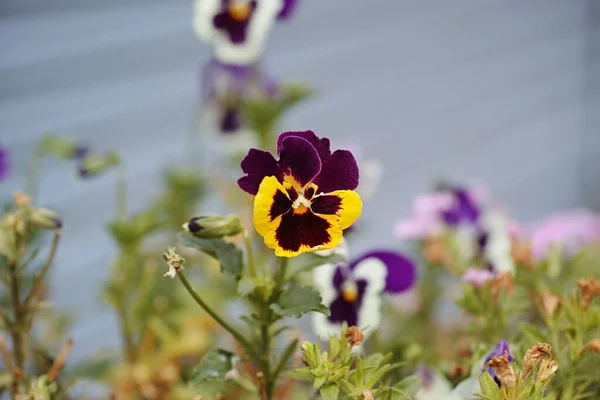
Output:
[
  {"xmin": 189, "ymin": 348, "xmax": 239, "ymax": 386},
  {"xmin": 270, "ymin": 283, "xmax": 330, "ymax": 318},
  {"xmin": 177, "ymin": 232, "xmax": 243, "ymax": 280}
]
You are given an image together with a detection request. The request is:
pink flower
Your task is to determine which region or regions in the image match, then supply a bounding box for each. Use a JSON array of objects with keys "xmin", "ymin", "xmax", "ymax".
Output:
[{"xmin": 462, "ymin": 268, "xmax": 493, "ymax": 288}]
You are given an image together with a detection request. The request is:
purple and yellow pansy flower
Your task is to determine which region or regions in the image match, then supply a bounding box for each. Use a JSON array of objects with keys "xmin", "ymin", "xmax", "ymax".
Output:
[
  {"xmin": 312, "ymin": 250, "xmax": 416, "ymax": 339},
  {"xmin": 238, "ymin": 131, "xmax": 362, "ymax": 257}
]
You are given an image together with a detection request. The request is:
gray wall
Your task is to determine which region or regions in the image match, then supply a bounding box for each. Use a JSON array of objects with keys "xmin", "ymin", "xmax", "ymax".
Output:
[{"xmin": 0, "ymin": 0, "xmax": 597, "ymax": 360}]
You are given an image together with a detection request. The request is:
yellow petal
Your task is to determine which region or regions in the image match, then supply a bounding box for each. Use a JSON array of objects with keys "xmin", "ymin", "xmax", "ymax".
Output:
[{"xmin": 253, "ymin": 176, "xmax": 291, "ymax": 237}]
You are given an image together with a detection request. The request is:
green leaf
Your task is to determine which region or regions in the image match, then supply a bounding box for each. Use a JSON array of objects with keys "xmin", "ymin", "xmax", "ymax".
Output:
[
  {"xmin": 319, "ymin": 383, "xmax": 339, "ymax": 400},
  {"xmin": 189, "ymin": 348, "xmax": 238, "ymax": 386},
  {"xmin": 270, "ymin": 283, "xmax": 330, "ymax": 318},
  {"xmin": 394, "ymin": 375, "xmax": 423, "ymax": 397},
  {"xmin": 177, "ymin": 232, "xmax": 243, "ymax": 279},
  {"xmin": 383, "ymin": 388, "xmax": 411, "ymax": 400},
  {"xmin": 477, "ymin": 372, "xmax": 504, "ymax": 400},
  {"xmin": 237, "ymin": 276, "xmax": 257, "ymax": 297},
  {"xmin": 288, "ymin": 252, "xmax": 346, "ymax": 277},
  {"xmin": 519, "ymin": 321, "xmax": 549, "ymax": 344}
]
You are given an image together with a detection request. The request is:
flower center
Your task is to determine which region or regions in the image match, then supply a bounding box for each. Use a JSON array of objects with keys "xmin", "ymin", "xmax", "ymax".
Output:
[
  {"xmin": 342, "ymin": 280, "xmax": 358, "ymax": 303},
  {"xmin": 228, "ymin": 2, "xmax": 252, "ymax": 21},
  {"xmin": 291, "ymin": 193, "xmax": 312, "ymax": 214}
]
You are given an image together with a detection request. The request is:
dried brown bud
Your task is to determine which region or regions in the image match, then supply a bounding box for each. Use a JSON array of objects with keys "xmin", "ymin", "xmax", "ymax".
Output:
[
  {"xmin": 537, "ymin": 357, "xmax": 558, "ymax": 384},
  {"xmin": 522, "ymin": 343, "xmax": 552, "ymax": 379},
  {"xmin": 256, "ymin": 372, "xmax": 266, "ymax": 400},
  {"xmin": 489, "ymin": 272, "xmax": 514, "ymax": 301},
  {"xmin": 511, "ymin": 239, "xmax": 535, "ymax": 270},
  {"xmin": 423, "ymin": 237, "xmax": 450, "ymax": 267},
  {"xmin": 448, "ymin": 362, "xmax": 470, "ymax": 378},
  {"xmin": 345, "ymin": 326, "xmax": 364, "ymax": 347},
  {"xmin": 363, "ymin": 391, "xmax": 374, "ymax": 400},
  {"xmin": 580, "ymin": 338, "xmax": 600, "ymax": 355},
  {"xmin": 577, "ymin": 278, "xmax": 600, "ymax": 308},
  {"xmin": 539, "ymin": 291, "xmax": 561, "ymax": 316},
  {"xmin": 485, "ymin": 353, "xmax": 516, "ymax": 388}
]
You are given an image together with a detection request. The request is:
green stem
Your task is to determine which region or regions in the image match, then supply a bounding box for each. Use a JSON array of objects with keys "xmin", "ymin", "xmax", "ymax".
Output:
[
  {"xmin": 23, "ymin": 231, "xmax": 61, "ymax": 309},
  {"xmin": 25, "ymin": 146, "xmax": 44, "ymax": 201},
  {"xmin": 243, "ymin": 230, "xmax": 257, "ymax": 277},
  {"xmin": 177, "ymin": 271, "xmax": 256, "ymax": 358},
  {"xmin": 116, "ymin": 165, "xmax": 127, "ymax": 221},
  {"xmin": 260, "ymin": 257, "xmax": 289, "ymax": 399},
  {"xmin": 8, "ymin": 260, "xmax": 25, "ymax": 397}
]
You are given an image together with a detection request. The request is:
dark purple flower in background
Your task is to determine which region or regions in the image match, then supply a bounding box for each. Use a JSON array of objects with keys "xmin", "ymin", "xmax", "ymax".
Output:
[
  {"xmin": 212, "ymin": 0, "xmax": 258, "ymax": 43},
  {"xmin": 484, "ymin": 339, "xmax": 514, "ymax": 386},
  {"xmin": 313, "ymin": 250, "xmax": 416, "ymax": 339},
  {"xmin": 0, "ymin": 145, "xmax": 9, "ymax": 181},
  {"xmin": 277, "ymin": 0, "xmax": 300, "ymax": 20},
  {"xmin": 441, "ymin": 187, "xmax": 481, "ymax": 226},
  {"xmin": 202, "ymin": 59, "xmax": 277, "ymax": 134}
]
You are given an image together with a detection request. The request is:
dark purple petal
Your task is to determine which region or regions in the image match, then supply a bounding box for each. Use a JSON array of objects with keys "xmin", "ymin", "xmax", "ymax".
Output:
[
  {"xmin": 311, "ymin": 194, "xmax": 342, "ymax": 215},
  {"xmin": 269, "ymin": 190, "xmax": 292, "ymax": 220},
  {"xmin": 278, "ymin": 136, "xmax": 321, "ymax": 188},
  {"xmin": 441, "ymin": 188, "xmax": 480, "ymax": 226},
  {"xmin": 350, "ymin": 250, "xmax": 416, "ymax": 293},
  {"xmin": 277, "ymin": 0, "xmax": 300, "ymax": 20},
  {"xmin": 332, "ymin": 265, "xmax": 345, "ymax": 290},
  {"xmin": 212, "ymin": 4, "xmax": 255, "ymax": 44},
  {"xmin": 238, "ymin": 149, "xmax": 279, "ymax": 195},
  {"xmin": 484, "ymin": 340, "xmax": 514, "ymax": 386},
  {"xmin": 0, "ymin": 146, "xmax": 9, "ymax": 181},
  {"xmin": 277, "ymin": 131, "xmax": 331, "ymax": 160},
  {"xmin": 327, "ymin": 279, "xmax": 368, "ymax": 326},
  {"xmin": 220, "ymin": 107, "xmax": 241, "ymax": 133},
  {"xmin": 312, "ymin": 150, "xmax": 359, "ymax": 193},
  {"xmin": 275, "ymin": 210, "xmax": 331, "ymax": 252}
]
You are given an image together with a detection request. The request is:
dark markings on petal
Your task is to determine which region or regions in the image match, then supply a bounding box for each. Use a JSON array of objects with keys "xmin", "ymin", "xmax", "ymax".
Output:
[
  {"xmin": 269, "ymin": 190, "xmax": 292, "ymax": 221},
  {"xmin": 311, "ymin": 194, "xmax": 342, "ymax": 215},
  {"xmin": 275, "ymin": 211, "xmax": 331, "ymax": 252},
  {"xmin": 327, "ymin": 280, "xmax": 367, "ymax": 326},
  {"xmin": 287, "ymin": 186, "xmax": 299, "ymax": 203},
  {"xmin": 304, "ymin": 186, "xmax": 315, "ymax": 200}
]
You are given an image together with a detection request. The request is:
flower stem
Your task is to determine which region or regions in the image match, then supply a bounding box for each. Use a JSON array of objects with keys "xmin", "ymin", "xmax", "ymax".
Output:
[
  {"xmin": 243, "ymin": 230, "xmax": 256, "ymax": 277},
  {"xmin": 8, "ymin": 260, "xmax": 24, "ymax": 397},
  {"xmin": 116, "ymin": 165, "xmax": 127, "ymax": 221},
  {"xmin": 23, "ymin": 231, "xmax": 61, "ymax": 308},
  {"xmin": 177, "ymin": 271, "xmax": 256, "ymax": 358},
  {"xmin": 25, "ymin": 145, "xmax": 44, "ymax": 201}
]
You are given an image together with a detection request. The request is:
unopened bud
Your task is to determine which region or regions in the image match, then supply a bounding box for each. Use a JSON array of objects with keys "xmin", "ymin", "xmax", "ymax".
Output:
[
  {"xmin": 577, "ymin": 278, "xmax": 600, "ymax": 309},
  {"xmin": 30, "ymin": 208, "xmax": 62, "ymax": 230},
  {"xmin": 580, "ymin": 339, "xmax": 600, "ymax": 355},
  {"xmin": 344, "ymin": 326, "xmax": 364, "ymax": 347},
  {"xmin": 183, "ymin": 213, "xmax": 243, "ymax": 238},
  {"xmin": 78, "ymin": 151, "xmax": 120, "ymax": 178}
]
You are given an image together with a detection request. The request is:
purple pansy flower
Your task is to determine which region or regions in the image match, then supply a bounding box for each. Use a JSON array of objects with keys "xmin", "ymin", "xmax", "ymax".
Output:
[
  {"xmin": 483, "ymin": 339, "xmax": 514, "ymax": 386},
  {"xmin": 202, "ymin": 59, "xmax": 277, "ymax": 134},
  {"xmin": 238, "ymin": 130, "xmax": 359, "ymax": 195},
  {"xmin": 0, "ymin": 145, "xmax": 9, "ymax": 181},
  {"xmin": 194, "ymin": 0, "xmax": 284, "ymax": 65},
  {"xmin": 312, "ymin": 250, "xmax": 416, "ymax": 339},
  {"xmin": 277, "ymin": 0, "xmax": 300, "ymax": 20}
]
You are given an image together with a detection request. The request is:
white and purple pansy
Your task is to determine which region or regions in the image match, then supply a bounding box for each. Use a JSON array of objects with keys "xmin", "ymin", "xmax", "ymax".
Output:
[
  {"xmin": 312, "ymin": 250, "xmax": 416, "ymax": 339},
  {"xmin": 202, "ymin": 60, "xmax": 277, "ymax": 134},
  {"xmin": 0, "ymin": 144, "xmax": 9, "ymax": 181},
  {"xmin": 194, "ymin": 0, "xmax": 287, "ymax": 65}
]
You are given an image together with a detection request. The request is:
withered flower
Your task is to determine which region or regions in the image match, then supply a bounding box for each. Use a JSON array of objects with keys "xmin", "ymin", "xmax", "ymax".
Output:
[
  {"xmin": 580, "ymin": 339, "xmax": 600, "ymax": 355},
  {"xmin": 485, "ymin": 353, "xmax": 516, "ymax": 388},
  {"xmin": 344, "ymin": 326, "xmax": 364, "ymax": 347},
  {"xmin": 363, "ymin": 391, "xmax": 374, "ymax": 400},
  {"xmin": 537, "ymin": 357, "xmax": 558, "ymax": 384},
  {"xmin": 511, "ymin": 238, "xmax": 535, "ymax": 270},
  {"xmin": 448, "ymin": 362, "xmax": 470, "ymax": 378},
  {"xmin": 539, "ymin": 291, "xmax": 561, "ymax": 316},
  {"xmin": 577, "ymin": 278, "xmax": 600, "ymax": 308},
  {"xmin": 423, "ymin": 237, "xmax": 450, "ymax": 267},
  {"xmin": 489, "ymin": 271, "xmax": 514, "ymax": 301},
  {"xmin": 521, "ymin": 343, "xmax": 552, "ymax": 379},
  {"xmin": 12, "ymin": 191, "xmax": 30, "ymax": 208}
]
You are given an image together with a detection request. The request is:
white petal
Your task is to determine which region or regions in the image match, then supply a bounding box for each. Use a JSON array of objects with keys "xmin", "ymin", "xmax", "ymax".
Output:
[
  {"xmin": 449, "ymin": 376, "xmax": 480, "ymax": 400},
  {"xmin": 353, "ymin": 258, "xmax": 387, "ymax": 337},
  {"xmin": 164, "ymin": 265, "xmax": 177, "ymax": 279},
  {"xmin": 416, "ymin": 371, "xmax": 453, "ymax": 400},
  {"xmin": 311, "ymin": 263, "xmax": 342, "ymax": 338},
  {"xmin": 193, "ymin": 0, "xmax": 222, "ymax": 43}
]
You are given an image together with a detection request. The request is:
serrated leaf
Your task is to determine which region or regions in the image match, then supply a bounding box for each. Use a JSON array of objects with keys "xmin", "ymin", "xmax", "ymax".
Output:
[
  {"xmin": 394, "ymin": 375, "xmax": 423, "ymax": 397},
  {"xmin": 189, "ymin": 348, "xmax": 238, "ymax": 386},
  {"xmin": 320, "ymin": 383, "xmax": 339, "ymax": 400},
  {"xmin": 270, "ymin": 283, "xmax": 330, "ymax": 318},
  {"xmin": 177, "ymin": 232, "xmax": 243, "ymax": 279}
]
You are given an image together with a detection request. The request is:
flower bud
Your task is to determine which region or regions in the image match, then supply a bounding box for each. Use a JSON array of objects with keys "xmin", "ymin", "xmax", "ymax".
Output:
[
  {"xmin": 183, "ymin": 213, "xmax": 243, "ymax": 238},
  {"xmin": 30, "ymin": 208, "xmax": 62, "ymax": 230},
  {"xmin": 78, "ymin": 151, "xmax": 120, "ymax": 178},
  {"xmin": 363, "ymin": 391, "xmax": 374, "ymax": 400},
  {"xmin": 40, "ymin": 136, "xmax": 87, "ymax": 160},
  {"xmin": 162, "ymin": 247, "xmax": 185, "ymax": 279},
  {"xmin": 522, "ymin": 343, "xmax": 552, "ymax": 379},
  {"xmin": 577, "ymin": 278, "xmax": 600, "ymax": 309},
  {"xmin": 485, "ymin": 353, "xmax": 516, "ymax": 388},
  {"xmin": 580, "ymin": 339, "xmax": 600, "ymax": 355}
]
